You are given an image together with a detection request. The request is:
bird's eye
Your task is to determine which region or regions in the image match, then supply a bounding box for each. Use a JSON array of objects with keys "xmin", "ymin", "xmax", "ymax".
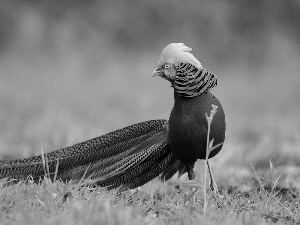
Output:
[{"xmin": 164, "ymin": 64, "xmax": 170, "ymax": 69}]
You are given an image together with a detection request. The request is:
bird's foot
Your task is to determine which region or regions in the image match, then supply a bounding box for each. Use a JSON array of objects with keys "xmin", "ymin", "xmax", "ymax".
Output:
[{"xmin": 186, "ymin": 165, "xmax": 198, "ymax": 202}]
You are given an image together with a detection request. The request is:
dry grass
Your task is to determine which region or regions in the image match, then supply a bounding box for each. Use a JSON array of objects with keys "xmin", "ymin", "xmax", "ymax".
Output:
[{"xmin": 1, "ymin": 162, "xmax": 299, "ymax": 225}]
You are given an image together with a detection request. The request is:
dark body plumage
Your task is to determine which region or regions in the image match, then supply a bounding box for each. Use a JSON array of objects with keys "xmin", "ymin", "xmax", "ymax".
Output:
[
  {"xmin": 169, "ymin": 91, "xmax": 225, "ymax": 179},
  {"xmin": 0, "ymin": 43, "xmax": 226, "ymax": 191}
]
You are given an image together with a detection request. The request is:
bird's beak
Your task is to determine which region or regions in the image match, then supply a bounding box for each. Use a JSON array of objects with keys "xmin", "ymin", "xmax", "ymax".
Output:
[{"xmin": 152, "ymin": 68, "xmax": 162, "ymax": 77}]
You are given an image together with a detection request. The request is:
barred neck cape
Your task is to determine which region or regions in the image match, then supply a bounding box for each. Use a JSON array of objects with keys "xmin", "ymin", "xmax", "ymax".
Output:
[{"xmin": 172, "ymin": 62, "xmax": 218, "ymax": 98}]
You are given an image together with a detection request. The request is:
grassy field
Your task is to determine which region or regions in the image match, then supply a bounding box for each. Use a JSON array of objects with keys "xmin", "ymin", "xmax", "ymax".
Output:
[
  {"xmin": 1, "ymin": 1, "xmax": 300, "ymax": 223},
  {"xmin": 0, "ymin": 162, "xmax": 299, "ymax": 224}
]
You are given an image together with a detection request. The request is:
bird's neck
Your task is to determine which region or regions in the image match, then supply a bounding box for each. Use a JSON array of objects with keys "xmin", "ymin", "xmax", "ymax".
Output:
[
  {"xmin": 172, "ymin": 84, "xmax": 213, "ymax": 100},
  {"xmin": 173, "ymin": 90, "xmax": 213, "ymax": 106},
  {"xmin": 171, "ymin": 90, "xmax": 217, "ymax": 123},
  {"xmin": 171, "ymin": 67, "xmax": 217, "ymax": 98}
]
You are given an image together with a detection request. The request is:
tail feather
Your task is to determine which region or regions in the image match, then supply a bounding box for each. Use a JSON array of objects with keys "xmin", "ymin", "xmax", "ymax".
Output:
[
  {"xmin": 90, "ymin": 128, "xmax": 171, "ymax": 188},
  {"xmin": 117, "ymin": 152, "xmax": 175, "ymax": 192},
  {"xmin": 50, "ymin": 127, "xmax": 170, "ymax": 183},
  {"xmin": 160, "ymin": 159, "xmax": 183, "ymax": 181},
  {"xmin": 96, "ymin": 143, "xmax": 171, "ymax": 189},
  {"xmin": 0, "ymin": 119, "xmax": 185, "ymax": 191},
  {"xmin": 0, "ymin": 120, "xmax": 168, "ymax": 181},
  {"xmin": 96, "ymin": 143, "xmax": 171, "ymax": 190}
]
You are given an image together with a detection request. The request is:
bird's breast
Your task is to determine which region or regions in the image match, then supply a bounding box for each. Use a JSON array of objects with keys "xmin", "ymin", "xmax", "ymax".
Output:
[{"xmin": 167, "ymin": 92, "xmax": 225, "ymax": 166}]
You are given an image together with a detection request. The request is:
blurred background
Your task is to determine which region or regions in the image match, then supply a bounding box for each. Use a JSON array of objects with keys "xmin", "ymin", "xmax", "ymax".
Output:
[{"xmin": 0, "ymin": 0, "xmax": 299, "ymax": 186}]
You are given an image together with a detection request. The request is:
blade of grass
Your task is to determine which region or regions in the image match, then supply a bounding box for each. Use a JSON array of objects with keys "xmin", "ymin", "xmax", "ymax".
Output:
[
  {"xmin": 53, "ymin": 159, "xmax": 59, "ymax": 183},
  {"xmin": 75, "ymin": 163, "xmax": 92, "ymax": 191},
  {"xmin": 203, "ymin": 104, "xmax": 218, "ymax": 215},
  {"xmin": 40, "ymin": 143, "xmax": 47, "ymax": 179}
]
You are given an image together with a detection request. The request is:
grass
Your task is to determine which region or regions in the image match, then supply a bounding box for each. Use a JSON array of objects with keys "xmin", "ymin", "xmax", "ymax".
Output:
[{"xmin": 0, "ymin": 165, "xmax": 299, "ymax": 225}]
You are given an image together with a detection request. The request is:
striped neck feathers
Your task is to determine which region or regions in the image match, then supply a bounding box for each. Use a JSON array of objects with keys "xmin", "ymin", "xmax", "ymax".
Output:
[{"xmin": 172, "ymin": 62, "xmax": 218, "ymax": 98}]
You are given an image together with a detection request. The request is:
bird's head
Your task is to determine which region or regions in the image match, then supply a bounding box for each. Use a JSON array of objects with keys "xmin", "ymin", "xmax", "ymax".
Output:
[
  {"xmin": 152, "ymin": 43, "xmax": 202, "ymax": 82},
  {"xmin": 153, "ymin": 43, "xmax": 218, "ymax": 98}
]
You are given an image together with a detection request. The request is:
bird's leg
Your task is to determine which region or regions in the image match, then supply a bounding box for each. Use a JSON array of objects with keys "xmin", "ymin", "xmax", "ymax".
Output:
[
  {"xmin": 186, "ymin": 164, "xmax": 196, "ymax": 202},
  {"xmin": 187, "ymin": 166, "xmax": 195, "ymax": 180},
  {"xmin": 207, "ymin": 161, "xmax": 218, "ymax": 194}
]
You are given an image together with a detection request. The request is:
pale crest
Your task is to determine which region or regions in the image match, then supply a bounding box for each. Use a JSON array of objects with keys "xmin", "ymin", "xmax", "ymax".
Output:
[{"xmin": 157, "ymin": 43, "xmax": 203, "ymax": 69}]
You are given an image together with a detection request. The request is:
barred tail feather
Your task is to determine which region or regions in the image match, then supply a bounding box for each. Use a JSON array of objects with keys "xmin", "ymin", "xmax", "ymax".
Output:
[
  {"xmin": 160, "ymin": 159, "xmax": 183, "ymax": 181},
  {"xmin": 90, "ymin": 128, "xmax": 172, "ymax": 189},
  {"xmin": 0, "ymin": 120, "xmax": 169, "ymax": 182},
  {"xmin": 117, "ymin": 152, "xmax": 174, "ymax": 192}
]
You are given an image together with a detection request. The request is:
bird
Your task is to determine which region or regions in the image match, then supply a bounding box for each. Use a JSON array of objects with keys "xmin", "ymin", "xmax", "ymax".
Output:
[{"xmin": 0, "ymin": 43, "xmax": 225, "ymax": 192}]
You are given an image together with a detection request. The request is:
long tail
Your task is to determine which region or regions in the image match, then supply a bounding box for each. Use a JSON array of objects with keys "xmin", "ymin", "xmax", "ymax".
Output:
[{"xmin": 0, "ymin": 120, "xmax": 183, "ymax": 190}]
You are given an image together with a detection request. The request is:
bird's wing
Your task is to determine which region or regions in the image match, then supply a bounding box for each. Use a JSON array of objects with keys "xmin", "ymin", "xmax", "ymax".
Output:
[{"xmin": 0, "ymin": 120, "xmax": 184, "ymax": 187}]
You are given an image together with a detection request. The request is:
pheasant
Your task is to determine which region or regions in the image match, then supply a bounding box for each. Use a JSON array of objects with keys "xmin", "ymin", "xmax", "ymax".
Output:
[{"xmin": 0, "ymin": 43, "xmax": 225, "ymax": 191}]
